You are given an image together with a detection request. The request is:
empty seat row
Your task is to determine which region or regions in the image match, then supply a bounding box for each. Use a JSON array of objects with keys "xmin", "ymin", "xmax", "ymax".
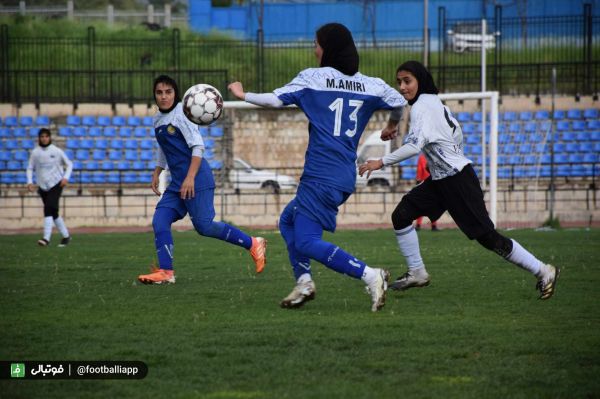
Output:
[
  {"xmin": 0, "ymin": 115, "xmax": 50, "ymax": 127},
  {"xmin": 456, "ymin": 108, "xmax": 599, "ymax": 123},
  {"xmin": 65, "ymin": 138, "xmax": 156, "ymax": 150},
  {"xmin": 65, "ymin": 115, "xmax": 154, "ymax": 127},
  {"xmin": 58, "ymin": 126, "xmax": 154, "ymax": 138}
]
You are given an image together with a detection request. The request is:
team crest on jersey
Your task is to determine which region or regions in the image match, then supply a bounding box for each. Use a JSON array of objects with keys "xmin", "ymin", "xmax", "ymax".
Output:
[{"xmin": 167, "ymin": 125, "xmax": 176, "ymax": 135}]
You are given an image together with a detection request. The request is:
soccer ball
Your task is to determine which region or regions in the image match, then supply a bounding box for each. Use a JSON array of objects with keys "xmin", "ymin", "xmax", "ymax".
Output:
[{"xmin": 182, "ymin": 84, "xmax": 224, "ymax": 125}]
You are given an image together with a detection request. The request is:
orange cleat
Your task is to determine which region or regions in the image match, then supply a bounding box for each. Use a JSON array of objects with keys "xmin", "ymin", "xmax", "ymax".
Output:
[
  {"xmin": 250, "ymin": 237, "xmax": 267, "ymax": 273},
  {"xmin": 138, "ymin": 266, "xmax": 176, "ymax": 285}
]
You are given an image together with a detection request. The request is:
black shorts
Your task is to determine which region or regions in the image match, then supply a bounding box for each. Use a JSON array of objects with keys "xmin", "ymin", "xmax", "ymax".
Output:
[
  {"xmin": 396, "ymin": 164, "xmax": 494, "ymax": 239},
  {"xmin": 38, "ymin": 182, "xmax": 63, "ymax": 217}
]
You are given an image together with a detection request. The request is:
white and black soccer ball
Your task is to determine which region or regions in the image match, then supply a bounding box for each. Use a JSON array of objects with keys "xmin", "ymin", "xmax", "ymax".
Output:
[{"xmin": 182, "ymin": 84, "xmax": 224, "ymax": 125}]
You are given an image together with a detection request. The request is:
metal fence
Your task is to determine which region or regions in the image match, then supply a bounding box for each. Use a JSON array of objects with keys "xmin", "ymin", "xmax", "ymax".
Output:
[{"xmin": 0, "ymin": 4, "xmax": 598, "ymax": 104}]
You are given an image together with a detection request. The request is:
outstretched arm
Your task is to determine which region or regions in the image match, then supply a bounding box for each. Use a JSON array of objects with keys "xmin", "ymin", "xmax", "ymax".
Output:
[{"xmin": 228, "ymin": 82, "xmax": 284, "ymax": 108}]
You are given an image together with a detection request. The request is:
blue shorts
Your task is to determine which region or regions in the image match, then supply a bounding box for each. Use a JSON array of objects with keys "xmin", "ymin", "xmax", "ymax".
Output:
[
  {"xmin": 156, "ymin": 188, "xmax": 216, "ymax": 223},
  {"xmin": 294, "ymin": 181, "xmax": 351, "ymax": 232}
]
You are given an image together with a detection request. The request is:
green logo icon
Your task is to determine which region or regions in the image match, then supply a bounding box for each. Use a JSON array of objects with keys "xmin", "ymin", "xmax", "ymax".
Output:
[{"xmin": 11, "ymin": 363, "xmax": 25, "ymax": 378}]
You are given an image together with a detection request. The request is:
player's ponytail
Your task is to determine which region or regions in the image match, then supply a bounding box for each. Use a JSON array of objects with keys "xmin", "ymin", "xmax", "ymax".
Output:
[{"xmin": 316, "ymin": 23, "xmax": 359, "ymax": 76}]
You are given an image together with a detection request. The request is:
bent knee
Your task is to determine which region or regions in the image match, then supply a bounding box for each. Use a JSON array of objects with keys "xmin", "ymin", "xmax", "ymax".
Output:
[{"xmin": 391, "ymin": 205, "xmax": 413, "ymax": 230}]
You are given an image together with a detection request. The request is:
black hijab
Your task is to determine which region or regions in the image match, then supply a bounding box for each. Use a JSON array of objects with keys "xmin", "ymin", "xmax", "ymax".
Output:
[
  {"xmin": 316, "ymin": 23, "xmax": 359, "ymax": 76},
  {"xmin": 396, "ymin": 61, "xmax": 439, "ymax": 105},
  {"xmin": 38, "ymin": 128, "xmax": 51, "ymax": 148},
  {"xmin": 153, "ymin": 74, "xmax": 181, "ymax": 113}
]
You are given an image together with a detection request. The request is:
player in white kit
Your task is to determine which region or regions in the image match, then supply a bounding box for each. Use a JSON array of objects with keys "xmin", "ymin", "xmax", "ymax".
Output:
[
  {"xmin": 26, "ymin": 128, "xmax": 73, "ymax": 247},
  {"xmin": 359, "ymin": 61, "xmax": 559, "ymax": 300}
]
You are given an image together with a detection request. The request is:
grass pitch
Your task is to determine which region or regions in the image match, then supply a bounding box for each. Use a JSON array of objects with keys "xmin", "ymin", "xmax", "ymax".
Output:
[{"xmin": 1, "ymin": 228, "xmax": 599, "ymax": 398}]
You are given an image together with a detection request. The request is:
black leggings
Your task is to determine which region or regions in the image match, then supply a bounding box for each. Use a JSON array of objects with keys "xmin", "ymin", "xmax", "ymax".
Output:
[{"xmin": 38, "ymin": 183, "xmax": 63, "ymax": 219}]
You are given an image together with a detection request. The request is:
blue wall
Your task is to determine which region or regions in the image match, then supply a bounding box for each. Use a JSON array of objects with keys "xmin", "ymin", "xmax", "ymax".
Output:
[{"xmin": 188, "ymin": 0, "xmax": 598, "ymax": 40}]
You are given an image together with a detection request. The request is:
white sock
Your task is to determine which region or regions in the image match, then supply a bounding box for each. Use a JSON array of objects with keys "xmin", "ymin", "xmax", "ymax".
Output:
[
  {"xmin": 361, "ymin": 266, "xmax": 378, "ymax": 285},
  {"xmin": 297, "ymin": 273, "xmax": 312, "ymax": 284},
  {"xmin": 54, "ymin": 217, "xmax": 70, "ymax": 238},
  {"xmin": 506, "ymin": 239, "xmax": 544, "ymax": 276},
  {"xmin": 395, "ymin": 226, "xmax": 426, "ymax": 271},
  {"xmin": 43, "ymin": 216, "xmax": 53, "ymax": 241}
]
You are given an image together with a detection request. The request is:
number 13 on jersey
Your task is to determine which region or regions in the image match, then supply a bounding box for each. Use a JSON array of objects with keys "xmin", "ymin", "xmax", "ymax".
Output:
[{"xmin": 328, "ymin": 98, "xmax": 363, "ymax": 137}]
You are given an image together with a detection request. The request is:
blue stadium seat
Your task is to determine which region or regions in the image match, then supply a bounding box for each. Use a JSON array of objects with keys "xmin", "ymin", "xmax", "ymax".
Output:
[
  {"xmin": 92, "ymin": 172, "xmax": 107, "ymax": 184},
  {"xmin": 497, "ymin": 124, "xmax": 507, "ymax": 134},
  {"xmin": 498, "ymin": 168, "xmax": 511, "ymax": 179},
  {"xmin": 108, "ymin": 171, "xmax": 121, "ymax": 184},
  {"xmin": 552, "ymin": 143, "xmax": 565, "ymax": 153},
  {"xmin": 466, "ymin": 135, "xmax": 480, "ymax": 145},
  {"xmin": 5, "ymin": 140, "xmax": 18, "ymax": 150},
  {"xmin": 471, "ymin": 145, "xmax": 482, "ymax": 155},
  {"xmin": 132, "ymin": 161, "xmax": 145, "ymax": 170},
  {"xmin": 88, "ymin": 127, "xmax": 103, "ymax": 137},
  {"xmin": 146, "ymin": 161, "xmax": 155, "ymax": 170},
  {"xmin": 565, "ymin": 143, "xmax": 579, "ymax": 153},
  {"xmin": 123, "ymin": 172, "xmax": 138, "ymax": 183},
  {"xmin": 66, "ymin": 115, "xmax": 81, "ymax": 126},
  {"xmin": 35, "ymin": 115, "xmax": 50, "ymax": 126},
  {"xmin": 119, "ymin": 127, "xmax": 132, "ymax": 137},
  {"xmin": 575, "ymin": 132, "xmax": 589, "ymax": 142},
  {"xmin": 539, "ymin": 121, "xmax": 552, "ymax": 132},
  {"xmin": 127, "ymin": 116, "xmax": 141, "ymax": 126},
  {"xmin": 555, "ymin": 154, "xmax": 569, "ymax": 164},
  {"xmin": 553, "ymin": 110, "xmax": 566, "ymax": 120},
  {"xmin": 0, "ymin": 161, "xmax": 5, "ymax": 169},
  {"xmin": 508, "ymin": 122, "xmax": 521, "ymax": 133},
  {"xmin": 556, "ymin": 165, "xmax": 570, "ymax": 177},
  {"xmin": 457, "ymin": 112, "xmax": 471, "ymax": 122},
  {"xmin": 566, "ymin": 109, "xmax": 582, "ymax": 119},
  {"xmin": 97, "ymin": 116, "xmax": 111, "ymax": 126},
  {"xmin": 28, "ymin": 127, "xmax": 39, "ymax": 137},
  {"xmin": 19, "ymin": 116, "xmax": 33, "ymax": 126},
  {"xmin": 4, "ymin": 116, "xmax": 18, "ymax": 127},
  {"xmin": 103, "ymin": 127, "xmax": 117, "ymax": 137},
  {"xmin": 75, "ymin": 149, "xmax": 89, "ymax": 161},
  {"xmin": 503, "ymin": 111, "xmax": 517, "ymax": 122},
  {"xmin": 561, "ymin": 132, "xmax": 576, "ymax": 142},
  {"xmin": 199, "ymin": 127, "xmax": 209, "ymax": 137},
  {"xmin": 528, "ymin": 133, "xmax": 543, "ymax": 143},
  {"xmin": 583, "ymin": 153, "xmax": 598, "ymax": 163},
  {"xmin": 513, "ymin": 133, "xmax": 527, "ymax": 143},
  {"xmin": 7, "ymin": 160, "xmax": 21, "ymax": 170},
  {"xmin": 519, "ymin": 144, "xmax": 532, "ymax": 154},
  {"xmin": 80, "ymin": 172, "xmax": 92, "ymax": 184},
  {"xmin": 71, "ymin": 160, "xmax": 83, "ymax": 170},
  {"xmin": 64, "ymin": 149, "xmax": 75, "ymax": 159},
  {"xmin": 125, "ymin": 150, "xmax": 137, "ymax": 161},
  {"xmin": 499, "ymin": 134, "xmax": 511, "ymax": 144},
  {"xmin": 513, "ymin": 167, "xmax": 528, "ymax": 178},
  {"xmin": 92, "ymin": 149, "xmax": 107, "ymax": 160},
  {"xmin": 556, "ymin": 121, "xmax": 570, "ymax": 131},
  {"xmin": 13, "ymin": 150, "xmax": 28, "ymax": 161},
  {"xmin": 523, "ymin": 121, "xmax": 537, "ymax": 133},
  {"xmin": 140, "ymin": 139, "xmax": 154, "ymax": 150},
  {"xmin": 579, "ymin": 142, "xmax": 594, "ymax": 153},
  {"xmin": 587, "ymin": 120, "xmax": 600, "ymax": 130},
  {"xmin": 0, "ymin": 127, "xmax": 10, "ymax": 137},
  {"xmin": 519, "ymin": 111, "xmax": 532, "ymax": 121},
  {"xmin": 21, "ymin": 140, "xmax": 34, "ymax": 149},
  {"xmin": 591, "ymin": 131, "xmax": 600, "ymax": 141},
  {"xmin": 95, "ymin": 139, "xmax": 108, "ymax": 149},
  {"xmin": 401, "ymin": 168, "xmax": 416, "ymax": 180},
  {"xmin": 101, "ymin": 161, "xmax": 114, "ymax": 170},
  {"xmin": 140, "ymin": 150, "xmax": 154, "ymax": 161},
  {"xmin": 204, "ymin": 139, "xmax": 215, "ymax": 149},
  {"xmin": 112, "ymin": 116, "xmax": 126, "ymax": 126},
  {"xmin": 523, "ymin": 155, "xmax": 537, "ymax": 164},
  {"xmin": 58, "ymin": 126, "xmax": 72, "ymax": 137},
  {"xmin": 568, "ymin": 153, "xmax": 583, "ymax": 163},
  {"xmin": 134, "ymin": 127, "xmax": 147, "ymax": 138},
  {"xmin": 583, "ymin": 108, "xmax": 599, "ymax": 119},
  {"xmin": 12, "ymin": 127, "xmax": 26, "ymax": 137},
  {"xmin": 571, "ymin": 164, "xmax": 585, "ymax": 177},
  {"xmin": 204, "ymin": 149, "xmax": 214, "ymax": 159},
  {"xmin": 80, "ymin": 139, "xmax": 94, "ymax": 149},
  {"xmin": 502, "ymin": 144, "xmax": 516, "ymax": 153},
  {"xmin": 73, "ymin": 127, "xmax": 87, "ymax": 137},
  {"xmin": 116, "ymin": 161, "xmax": 130, "ymax": 170},
  {"xmin": 142, "ymin": 116, "xmax": 153, "ymax": 126},
  {"xmin": 472, "ymin": 112, "xmax": 483, "ymax": 122},
  {"xmin": 210, "ymin": 127, "xmax": 224, "ymax": 137},
  {"xmin": 125, "ymin": 139, "xmax": 138, "ymax": 150},
  {"xmin": 109, "ymin": 150, "xmax": 122, "ymax": 161},
  {"xmin": 138, "ymin": 173, "xmax": 152, "ymax": 184},
  {"xmin": 82, "ymin": 115, "xmax": 96, "ymax": 126},
  {"xmin": 462, "ymin": 123, "xmax": 476, "ymax": 134},
  {"xmin": 85, "ymin": 161, "xmax": 99, "ymax": 170},
  {"xmin": 66, "ymin": 139, "xmax": 79, "ymax": 149},
  {"xmin": 0, "ymin": 151, "xmax": 10, "ymax": 161},
  {"xmin": 571, "ymin": 120, "xmax": 585, "ymax": 131},
  {"xmin": 508, "ymin": 155, "xmax": 521, "ymax": 165},
  {"xmin": 534, "ymin": 110, "xmax": 549, "ymax": 120},
  {"xmin": 148, "ymin": 128, "xmax": 155, "ymax": 137},
  {"xmin": 110, "ymin": 139, "xmax": 123, "ymax": 150},
  {"xmin": 209, "ymin": 160, "xmax": 223, "ymax": 169}
]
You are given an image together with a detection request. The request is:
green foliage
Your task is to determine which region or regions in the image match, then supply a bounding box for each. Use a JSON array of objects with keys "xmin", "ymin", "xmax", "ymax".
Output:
[
  {"xmin": 1, "ymin": 228, "xmax": 599, "ymax": 398},
  {"xmin": 542, "ymin": 216, "xmax": 561, "ymax": 229}
]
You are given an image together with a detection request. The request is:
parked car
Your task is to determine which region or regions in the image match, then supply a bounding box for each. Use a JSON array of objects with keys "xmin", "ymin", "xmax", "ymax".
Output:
[
  {"xmin": 447, "ymin": 22, "xmax": 496, "ymax": 53},
  {"xmin": 229, "ymin": 158, "xmax": 297, "ymax": 191},
  {"xmin": 355, "ymin": 131, "xmax": 394, "ymax": 188}
]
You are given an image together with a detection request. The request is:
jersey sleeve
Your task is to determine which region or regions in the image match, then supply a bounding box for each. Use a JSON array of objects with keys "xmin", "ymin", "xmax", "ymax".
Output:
[
  {"xmin": 26, "ymin": 149, "xmax": 36, "ymax": 184},
  {"xmin": 273, "ymin": 69, "xmax": 310, "ymax": 106},
  {"xmin": 377, "ymin": 79, "xmax": 407, "ymax": 110},
  {"xmin": 58, "ymin": 147, "xmax": 73, "ymax": 180},
  {"xmin": 177, "ymin": 113, "xmax": 205, "ymax": 149}
]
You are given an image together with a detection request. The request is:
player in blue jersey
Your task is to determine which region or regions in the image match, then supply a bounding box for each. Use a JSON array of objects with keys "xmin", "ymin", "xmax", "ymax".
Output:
[
  {"xmin": 137, "ymin": 75, "xmax": 267, "ymax": 285},
  {"xmin": 228, "ymin": 23, "xmax": 407, "ymax": 311}
]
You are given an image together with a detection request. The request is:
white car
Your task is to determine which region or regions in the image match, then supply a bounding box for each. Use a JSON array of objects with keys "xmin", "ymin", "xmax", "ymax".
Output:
[
  {"xmin": 229, "ymin": 158, "xmax": 297, "ymax": 191},
  {"xmin": 447, "ymin": 22, "xmax": 497, "ymax": 53}
]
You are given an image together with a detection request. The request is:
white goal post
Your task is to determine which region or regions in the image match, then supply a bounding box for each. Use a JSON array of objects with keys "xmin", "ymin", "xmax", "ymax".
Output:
[{"xmin": 224, "ymin": 90, "xmax": 500, "ymax": 225}]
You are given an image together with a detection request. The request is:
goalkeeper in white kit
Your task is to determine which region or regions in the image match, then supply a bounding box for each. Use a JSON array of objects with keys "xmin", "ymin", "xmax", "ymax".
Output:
[{"xmin": 26, "ymin": 128, "xmax": 73, "ymax": 247}]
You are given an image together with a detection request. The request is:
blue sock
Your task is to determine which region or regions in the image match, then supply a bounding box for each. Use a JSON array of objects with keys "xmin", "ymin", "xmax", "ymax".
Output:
[
  {"xmin": 153, "ymin": 207, "xmax": 180, "ymax": 270},
  {"xmin": 195, "ymin": 219, "xmax": 252, "ymax": 250},
  {"xmin": 294, "ymin": 213, "xmax": 366, "ymax": 279},
  {"xmin": 279, "ymin": 200, "xmax": 311, "ymax": 280}
]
